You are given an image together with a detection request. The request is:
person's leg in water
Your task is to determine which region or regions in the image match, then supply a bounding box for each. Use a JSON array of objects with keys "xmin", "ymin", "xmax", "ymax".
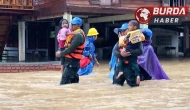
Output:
[
  {"xmin": 117, "ymin": 56, "xmax": 130, "ymax": 79},
  {"xmin": 113, "ymin": 67, "xmax": 125, "ymax": 86},
  {"xmin": 136, "ymin": 75, "xmax": 140, "ymax": 85},
  {"xmin": 139, "ymin": 66, "xmax": 152, "ymax": 81},
  {"xmin": 116, "ymin": 58, "xmax": 124, "ymax": 79},
  {"xmin": 123, "ymin": 64, "xmax": 140, "ymax": 87},
  {"xmin": 131, "ymin": 63, "xmax": 140, "ymax": 85},
  {"xmin": 60, "ymin": 58, "xmax": 65, "ymax": 74},
  {"xmin": 60, "ymin": 59, "xmax": 80, "ymax": 85},
  {"xmin": 61, "ymin": 65, "xmax": 63, "ymax": 73},
  {"xmin": 60, "ymin": 48, "xmax": 65, "ymax": 74},
  {"xmin": 117, "ymin": 71, "xmax": 123, "ymax": 79}
]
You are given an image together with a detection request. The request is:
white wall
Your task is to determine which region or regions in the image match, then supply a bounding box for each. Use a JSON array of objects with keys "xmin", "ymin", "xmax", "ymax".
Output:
[
  {"xmin": 18, "ymin": 22, "xmax": 26, "ymax": 61},
  {"xmin": 152, "ymin": 28, "xmax": 179, "ymax": 57}
]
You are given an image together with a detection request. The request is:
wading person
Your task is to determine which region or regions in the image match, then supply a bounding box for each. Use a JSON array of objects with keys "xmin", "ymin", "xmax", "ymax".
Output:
[
  {"xmin": 115, "ymin": 20, "xmax": 145, "ymax": 83},
  {"xmin": 138, "ymin": 28, "xmax": 170, "ymax": 80},
  {"xmin": 112, "ymin": 20, "xmax": 143, "ymax": 87},
  {"xmin": 57, "ymin": 19, "xmax": 81, "ymax": 76},
  {"xmin": 108, "ymin": 25, "xmax": 127, "ymax": 79},
  {"xmin": 77, "ymin": 28, "xmax": 100, "ymax": 76},
  {"xmin": 56, "ymin": 17, "xmax": 85, "ymax": 85}
]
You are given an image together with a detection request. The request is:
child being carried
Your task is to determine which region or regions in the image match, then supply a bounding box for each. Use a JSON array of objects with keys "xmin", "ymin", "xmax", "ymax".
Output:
[{"xmin": 116, "ymin": 20, "xmax": 145, "ymax": 85}]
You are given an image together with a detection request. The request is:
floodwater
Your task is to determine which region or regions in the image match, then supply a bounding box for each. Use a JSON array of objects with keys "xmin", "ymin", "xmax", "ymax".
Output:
[{"xmin": 0, "ymin": 58, "xmax": 190, "ymax": 110}]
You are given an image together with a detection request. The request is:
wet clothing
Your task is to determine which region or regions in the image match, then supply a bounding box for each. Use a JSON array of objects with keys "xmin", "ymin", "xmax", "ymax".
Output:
[
  {"xmin": 60, "ymin": 33, "xmax": 85, "ymax": 85},
  {"xmin": 58, "ymin": 48, "xmax": 65, "ymax": 65},
  {"xmin": 112, "ymin": 42, "xmax": 143, "ymax": 87},
  {"xmin": 108, "ymin": 43, "xmax": 117, "ymax": 79},
  {"xmin": 64, "ymin": 34, "xmax": 85, "ymax": 60},
  {"xmin": 78, "ymin": 37, "xmax": 96, "ymax": 76},
  {"xmin": 139, "ymin": 66, "xmax": 152, "ymax": 81},
  {"xmin": 113, "ymin": 63, "xmax": 139, "ymax": 87},
  {"xmin": 117, "ymin": 34, "xmax": 142, "ymax": 76},
  {"xmin": 61, "ymin": 34, "xmax": 84, "ymax": 58},
  {"xmin": 60, "ymin": 58, "xmax": 80, "ymax": 84},
  {"xmin": 138, "ymin": 40, "xmax": 170, "ymax": 80}
]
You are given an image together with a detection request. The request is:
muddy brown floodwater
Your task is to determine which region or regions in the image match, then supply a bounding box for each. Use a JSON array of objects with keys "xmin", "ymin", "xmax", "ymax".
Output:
[{"xmin": 0, "ymin": 59, "xmax": 190, "ymax": 110}]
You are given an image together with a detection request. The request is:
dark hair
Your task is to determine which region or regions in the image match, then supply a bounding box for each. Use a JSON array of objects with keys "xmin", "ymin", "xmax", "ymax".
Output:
[
  {"xmin": 129, "ymin": 20, "xmax": 139, "ymax": 29},
  {"xmin": 59, "ymin": 19, "xmax": 69, "ymax": 28}
]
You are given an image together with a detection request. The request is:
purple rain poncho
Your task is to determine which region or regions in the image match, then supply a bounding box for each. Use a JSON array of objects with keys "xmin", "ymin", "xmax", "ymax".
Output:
[{"xmin": 138, "ymin": 40, "xmax": 169, "ymax": 80}]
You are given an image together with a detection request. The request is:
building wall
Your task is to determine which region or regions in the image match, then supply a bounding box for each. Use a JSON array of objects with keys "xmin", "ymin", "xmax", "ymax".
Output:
[
  {"xmin": 152, "ymin": 28, "xmax": 179, "ymax": 57},
  {"xmin": 120, "ymin": 0, "xmax": 161, "ymax": 7},
  {"xmin": 66, "ymin": 0, "xmax": 161, "ymax": 8},
  {"xmin": 187, "ymin": 0, "xmax": 190, "ymax": 6}
]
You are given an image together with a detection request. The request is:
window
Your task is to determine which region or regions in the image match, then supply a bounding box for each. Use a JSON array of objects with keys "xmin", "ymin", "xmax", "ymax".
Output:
[
  {"xmin": 170, "ymin": 0, "xmax": 185, "ymax": 6},
  {"xmin": 100, "ymin": 0, "xmax": 111, "ymax": 5},
  {"xmin": 89, "ymin": 0, "xmax": 100, "ymax": 4},
  {"xmin": 112, "ymin": 0, "xmax": 121, "ymax": 6},
  {"xmin": 162, "ymin": 0, "xmax": 170, "ymax": 6},
  {"xmin": 89, "ymin": 0, "xmax": 120, "ymax": 6},
  {"xmin": 156, "ymin": 36, "xmax": 172, "ymax": 46},
  {"xmin": 163, "ymin": 0, "xmax": 185, "ymax": 6}
]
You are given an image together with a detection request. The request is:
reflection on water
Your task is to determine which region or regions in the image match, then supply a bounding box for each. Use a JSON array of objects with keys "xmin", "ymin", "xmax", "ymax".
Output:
[{"xmin": 0, "ymin": 58, "xmax": 190, "ymax": 110}]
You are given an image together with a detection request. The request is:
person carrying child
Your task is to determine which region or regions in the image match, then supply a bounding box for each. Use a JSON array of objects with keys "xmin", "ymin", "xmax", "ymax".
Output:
[
  {"xmin": 113, "ymin": 20, "xmax": 144, "ymax": 87},
  {"xmin": 56, "ymin": 17, "xmax": 85, "ymax": 85},
  {"xmin": 57, "ymin": 19, "xmax": 85, "ymax": 75},
  {"xmin": 116, "ymin": 20, "xmax": 145, "ymax": 80}
]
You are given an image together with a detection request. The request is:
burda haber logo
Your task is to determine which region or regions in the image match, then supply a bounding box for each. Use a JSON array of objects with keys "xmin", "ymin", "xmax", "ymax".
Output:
[{"xmin": 135, "ymin": 7, "xmax": 188, "ymax": 25}]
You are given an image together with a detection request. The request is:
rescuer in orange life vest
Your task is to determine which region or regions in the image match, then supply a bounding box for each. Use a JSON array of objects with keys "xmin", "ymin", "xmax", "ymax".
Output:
[{"xmin": 56, "ymin": 17, "xmax": 85, "ymax": 85}]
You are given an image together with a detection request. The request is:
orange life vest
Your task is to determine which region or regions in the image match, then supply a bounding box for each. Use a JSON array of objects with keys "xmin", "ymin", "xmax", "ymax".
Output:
[{"xmin": 64, "ymin": 33, "xmax": 85, "ymax": 60}]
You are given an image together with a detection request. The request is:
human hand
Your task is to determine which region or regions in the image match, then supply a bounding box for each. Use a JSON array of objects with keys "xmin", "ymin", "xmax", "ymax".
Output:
[
  {"xmin": 121, "ymin": 51, "xmax": 131, "ymax": 57},
  {"xmin": 137, "ymin": 56, "xmax": 144, "ymax": 62},
  {"xmin": 96, "ymin": 61, "xmax": 100, "ymax": 67},
  {"xmin": 120, "ymin": 48, "xmax": 131, "ymax": 57},
  {"xmin": 89, "ymin": 54, "xmax": 93, "ymax": 60},
  {"xmin": 136, "ymin": 76, "xmax": 140, "ymax": 85},
  {"xmin": 109, "ymin": 66, "xmax": 112, "ymax": 71},
  {"xmin": 56, "ymin": 51, "xmax": 61, "ymax": 57}
]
